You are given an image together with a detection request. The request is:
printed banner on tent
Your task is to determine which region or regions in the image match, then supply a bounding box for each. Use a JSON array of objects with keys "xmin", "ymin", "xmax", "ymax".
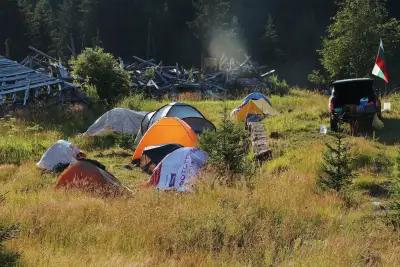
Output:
[{"xmin": 150, "ymin": 148, "xmax": 208, "ymax": 192}]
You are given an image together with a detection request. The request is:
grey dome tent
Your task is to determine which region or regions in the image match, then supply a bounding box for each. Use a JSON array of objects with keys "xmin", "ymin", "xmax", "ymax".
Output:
[
  {"xmin": 134, "ymin": 102, "xmax": 215, "ymax": 144},
  {"xmin": 84, "ymin": 108, "xmax": 147, "ymax": 136}
]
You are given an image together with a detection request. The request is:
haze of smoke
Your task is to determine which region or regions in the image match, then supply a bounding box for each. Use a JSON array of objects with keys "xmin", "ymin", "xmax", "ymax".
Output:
[{"xmin": 208, "ymin": 20, "xmax": 248, "ymax": 64}]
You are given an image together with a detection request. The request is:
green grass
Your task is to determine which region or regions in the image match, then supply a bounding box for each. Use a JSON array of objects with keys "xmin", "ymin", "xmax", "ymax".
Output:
[{"xmin": 1, "ymin": 89, "xmax": 400, "ymax": 266}]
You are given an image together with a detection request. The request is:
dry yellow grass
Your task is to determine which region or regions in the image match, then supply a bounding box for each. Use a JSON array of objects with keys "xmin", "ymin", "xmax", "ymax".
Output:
[{"xmin": 1, "ymin": 89, "xmax": 400, "ymax": 266}]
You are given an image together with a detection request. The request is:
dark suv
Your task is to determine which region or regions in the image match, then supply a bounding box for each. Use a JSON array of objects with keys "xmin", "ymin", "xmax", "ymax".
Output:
[{"xmin": 329, "ymin": 78, "xmax": 381, "ymax": 132}]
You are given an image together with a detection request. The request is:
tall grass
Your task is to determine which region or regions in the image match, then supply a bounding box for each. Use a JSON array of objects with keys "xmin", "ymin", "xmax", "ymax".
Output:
[{"xmin": 0, "ymin": 90, "xmax": 400, "ymax": 266}]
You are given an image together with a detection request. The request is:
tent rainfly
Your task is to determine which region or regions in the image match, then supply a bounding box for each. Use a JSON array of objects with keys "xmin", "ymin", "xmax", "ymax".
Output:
[
  {"xmin": 37, "ymin": 140, "xmax": 82, "ymax": 171},
  {"xmin": 132, "ymin": 117, "xmax": 197, "ymax": 162},
  {"xmin": 84, "ymin": 108, "xmax": 147, "ymax": 136}
]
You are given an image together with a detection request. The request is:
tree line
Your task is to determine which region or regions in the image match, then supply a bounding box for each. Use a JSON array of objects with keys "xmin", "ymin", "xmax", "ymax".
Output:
[{"xmin": 1, "ymin": 0, "xmax": 400, "ymax": 86}]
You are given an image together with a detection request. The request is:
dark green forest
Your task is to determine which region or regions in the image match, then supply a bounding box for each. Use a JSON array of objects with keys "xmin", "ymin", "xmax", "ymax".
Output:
[{"xmin": 1, "ymin": 0, "xmax": 400, "ymax": 85}]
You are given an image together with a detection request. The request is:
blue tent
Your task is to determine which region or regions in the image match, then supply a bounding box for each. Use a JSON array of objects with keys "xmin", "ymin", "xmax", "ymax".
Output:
[{"xmin": 243, "ymin": 92, "xmax": 272, "ymax": 106}]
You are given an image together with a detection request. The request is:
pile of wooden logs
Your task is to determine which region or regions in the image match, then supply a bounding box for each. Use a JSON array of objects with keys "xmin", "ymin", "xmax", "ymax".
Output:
[{"xmin": 124, "ymin": 55, "xmax": 273, "ymax": 97}]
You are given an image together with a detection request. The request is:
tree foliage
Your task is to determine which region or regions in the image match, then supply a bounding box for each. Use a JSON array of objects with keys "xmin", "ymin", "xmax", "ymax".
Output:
[
  {"xmin": 188, "ymin": 0, "xmax": 232, "ymax": 44},
  {"xmin": 199, "ymin": 108, "xmax": 250, "ymax": 182},
  {"xmin": 318, "ymin": 133, "xmax": 354, "ymax": 192},
  {"xmin": 319, "ymin": 0, "xmax": 400, "ymax": 79},
  {"xmin": 3, "ymin": 0, "xmax": 400, "ymax": 85},
  {"xmin": 70, "ymin": 47, "xmax": 131, "ymax": 104},
  {"xmin": 262, "ymin": 15, "xmax": 282, "ymax": 64}
]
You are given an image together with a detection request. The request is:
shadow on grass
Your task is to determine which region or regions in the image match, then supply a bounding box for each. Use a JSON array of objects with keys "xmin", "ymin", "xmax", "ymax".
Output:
[
  {"xmin": 357, "ymin": 182, "xmax": 391, "ymax": 198},
  {"xmin": 375, "ymin": 118, "xmax": 400, "ymax": 145}
]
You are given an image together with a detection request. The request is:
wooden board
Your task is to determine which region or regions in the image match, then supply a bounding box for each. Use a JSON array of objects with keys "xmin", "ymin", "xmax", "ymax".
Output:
[{"xmin": 247, "ymin": 121, "xmax": 272, "ymax": 162}]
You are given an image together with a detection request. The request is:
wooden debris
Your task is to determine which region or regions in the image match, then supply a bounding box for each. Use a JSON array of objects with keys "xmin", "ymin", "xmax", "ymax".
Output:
[
  {"xmin": 0, "ymin": 56, "xmax": 78, "ymax": 106},
  {"xmin": 124, "ymin": 55, "xmax": 272, "ymax": 98}
]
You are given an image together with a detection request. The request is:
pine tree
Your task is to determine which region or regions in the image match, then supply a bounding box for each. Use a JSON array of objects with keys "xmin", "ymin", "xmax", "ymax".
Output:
[
  {"xmin": 187, "ymin": 0, "xmax": 232, "ymax": 59},
  {"xmin": 29, "ymin": 0, "xmax": 55, "ymax": 53},
  {"xmin": 199, "ymin": 107, "xmax": 250, "ymax": 183},
  {"xmin": 262, "ymin": 14, "xmax": 282, "ymax": 65},
  {"xmin": 52, "ymin": 0, "xmax": 81, "ymax": 59},
  {"xmin": 318, "ymin": 133, "xmax": 354, "ymax": 192},
  {"xmin": 79, "ymin": 0, "xmax": 100, "ymax": 48}
]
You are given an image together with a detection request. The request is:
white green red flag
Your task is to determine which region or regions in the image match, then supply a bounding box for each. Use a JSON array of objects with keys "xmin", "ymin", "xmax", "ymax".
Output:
[{"xmin": 372, "ymin": 39, "xmax": 389, "ymax": 83}]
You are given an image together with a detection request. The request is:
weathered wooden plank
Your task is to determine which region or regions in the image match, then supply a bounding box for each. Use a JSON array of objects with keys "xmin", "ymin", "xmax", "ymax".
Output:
[
  {"xmin": 248, "ymin": 121, "xmax": 272, "ymax": 162},
  {"xmin": 0, "ymin": 72, "xmax": 47, "ymax": 82},
  {"xmin": 0, "ymin": 80, "xmax": 61, "ymax": 93},
  {"xmin": 0, "ymin": 70, "xmax": 35, "ymax": 78}
]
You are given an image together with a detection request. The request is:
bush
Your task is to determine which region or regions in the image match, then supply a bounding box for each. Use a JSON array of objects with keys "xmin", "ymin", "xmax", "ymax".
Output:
[
  {"xmin": 199, "ymin": 109, "xmax": 250, "ymax": 183},
  {"xmin": 318, "ymin": 133, "xmax": 354, "ymax": 192},
  {"xmin": 83, "ymin": 84, "xmax": 100, "ymax": 101},
  {"xmin": 265, "ymin": 74, "xmax": 290, "ymax": 95},
  {"xmin": 70, "ymin": 47, "xmax": 131, "ymax": 104},
  {"xmin": 307, "ymin": 69, "xmax": 330, "ymax": 90},
  {"xmin": 116, "ymin": 93, "xmax": 145, "ymax": 111}
]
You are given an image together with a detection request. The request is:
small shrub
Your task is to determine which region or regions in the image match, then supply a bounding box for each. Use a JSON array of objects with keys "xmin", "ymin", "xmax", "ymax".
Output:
[
  {"xmin": 116, "ymin": 93, "xmax": 145, "ymax": 111},
  {"xmin": 352, "ymin": 153, "xmax": 393, "ymax": 175},
  {"xmin": 265, "ymin": 74, "xmax": 290, "ymax": 95},
  {"xmin": 70, "ymin": 47, "xmax": 131, "ymax": 104},
  {"xmin": 318, "ymin": 133, "xmax": 354, "ymax": 192},
  {"xmin": 144, "ymin": 67, "xmax": 156, "ymax": 79},
  {"xmin": 199, "ymin": 109, "xmax": 250, "ymax": 184},
  {"xmin": 307, "ymin": 69, "xmax": 330, "ymax": 90},
  {"xmin": 370, "ymin": 154, "xmax": 393, "ymax": 174},
  {"xmin": 83, "ymin": 84, "xmax": 100, "ymax": 101},
  {"xmin": 115, "ymin": 133, "xmax": 135, "ymax": 150}
]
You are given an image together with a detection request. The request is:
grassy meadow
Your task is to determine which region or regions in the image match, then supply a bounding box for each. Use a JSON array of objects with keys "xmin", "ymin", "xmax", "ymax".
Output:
[{"xmin": 1, "ymin": 89, "xmax": 400, "ymax": 266}]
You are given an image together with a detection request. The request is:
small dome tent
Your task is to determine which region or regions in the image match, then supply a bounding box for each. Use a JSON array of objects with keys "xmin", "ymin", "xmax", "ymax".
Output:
[
  {"xmin": 147, "ymin": 102, "xmax": 205, "ymax": 129},
  {"xmin": 84, "ymin": 108, "xmax": 146, "ymax": 136},
  {"xmin": 146, "ymin": 147, "xmax": 208, "ymax": 192},
  {"xmin": 231, "ymin": 92, "xmax": 277, "ymax": 122},
  {"xmin": 37, "ymin": 140, "xmax": 82, "ymax": 171},
  {"xmin": 56, "ymin": 160, "xmax": 122, "ymax": 193},
  {"xmin": 132, "ymin": 117, "xmax": 197, "ymax": 162},
  {"xmin": 243, "ymin": 92, "xmax": 272, "ymax": 106},
  {"xmin": 134, "ymin": 102, "xmax": 213, "ymax": 142}
]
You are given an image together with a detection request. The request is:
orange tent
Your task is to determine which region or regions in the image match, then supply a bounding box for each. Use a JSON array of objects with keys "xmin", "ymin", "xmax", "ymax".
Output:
[
  {"xmin": 132, "ymin": 117, "xmax": 197, "ymax": 162},
  {"xmin": 55, "ymin": 160, "xmax": 122, "ymax": 193}
]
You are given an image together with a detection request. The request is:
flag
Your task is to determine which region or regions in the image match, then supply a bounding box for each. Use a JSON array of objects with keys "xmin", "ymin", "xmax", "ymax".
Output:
[{"xmin": 372, "ymin": 39, "xmax": 389, "ymax": 83}]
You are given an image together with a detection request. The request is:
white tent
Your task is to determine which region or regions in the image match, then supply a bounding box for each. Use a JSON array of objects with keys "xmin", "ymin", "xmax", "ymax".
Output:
[
  {"xmin": 84, "ymin": 108, "xmax": 147, "ymax": 136},
  {"xmin": 36, "ymin": 140, "xmax": 81, "ymax": 171},
  {"xmin": 148, "ymin": 147, "xmax": 208, "ymax": 192}
]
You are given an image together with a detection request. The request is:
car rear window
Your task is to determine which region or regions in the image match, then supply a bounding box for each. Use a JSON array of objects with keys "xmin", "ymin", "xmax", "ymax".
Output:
[{"xmin": 333, "ymin": 81, "xmax": 375, "ymax": 106}]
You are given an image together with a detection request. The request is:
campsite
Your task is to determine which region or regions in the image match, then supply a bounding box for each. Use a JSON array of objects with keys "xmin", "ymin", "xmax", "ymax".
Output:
[
  {"xmin": 2, "ymin": 0, "xmax": 400, "ymax": 266},
  {"xmin": 0, "ymin": 90, "xmax": 399, "ymax": 266}
]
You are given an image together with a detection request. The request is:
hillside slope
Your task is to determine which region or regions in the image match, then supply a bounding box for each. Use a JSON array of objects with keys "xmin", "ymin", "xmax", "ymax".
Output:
[{"xmin": 1, "ymin": 90, "xmax": 400, "ymax": 266}]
